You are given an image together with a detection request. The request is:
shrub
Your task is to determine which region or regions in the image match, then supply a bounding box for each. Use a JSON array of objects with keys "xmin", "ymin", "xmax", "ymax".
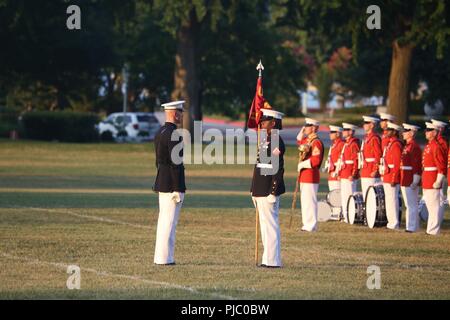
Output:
[{"xmin": 21, "ymin": 111, "xmax": 99, "ymax": 142}]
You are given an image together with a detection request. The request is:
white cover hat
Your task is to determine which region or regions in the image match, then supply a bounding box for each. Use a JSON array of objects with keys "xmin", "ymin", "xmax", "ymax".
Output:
[
  {"xmin": 425, "ymin": 122, "xmax": 439, "ymax": 130},
  {"xmin": 305, "ymin": 118, "xmax": 320, "ymax": 126},
  {"xmin": 362, "ymin": 116, "xmax": 380, "ymax": 123},
  {"xmin": 342, "ymin": 123, "xmax": 358, "ymax": 130},
  {"xmin": 387, "ymin": 122, "xmax": 402, "ymax": 131},
  {"xmin": 431, "ymin": 119, "xmax": 447, "ymax": 128},
  {"xmin": 162, "ymin": 100, "xmax": 185, "ymax": 111},
  {"xmin": 379, "ymin": 112, "xmax": 396, "ymax": 121},
  {"xmin": 329, "ymin": 125, "xmax": 343, "ymax": 132},
  {"xmin": 261, "ymin": 108, "xmax": 284, "ymax": 119},
  {"xmin": 402, "ymin": 123, "xmax": 420, "ymax": 131}
]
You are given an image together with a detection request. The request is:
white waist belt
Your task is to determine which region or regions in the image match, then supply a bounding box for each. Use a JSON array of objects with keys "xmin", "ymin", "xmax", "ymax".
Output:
[
  {"xmin": 365, "ymin": 158, "xmax": 376, "ymax": 162},
  {"xmin": 401, "ymin": 166, "xmax": 412, "ymax": 170},
  {"xmin": 334, "ymin": 162, "xmax": 339, "ymax": 166},
  {"xmin": 387, "ymin": 164, "xmax": 394, "ymax": 169},
  {"xmin": 345, "ymin": 160, "xmax": 354, "ymax": 164},
  {"xmin": 423, "ymin": 167, "xmax": 437, "ymax": 171},
  {"xmin": 257, "ymin": 163, "xmax": 273, "ymax": 169}
]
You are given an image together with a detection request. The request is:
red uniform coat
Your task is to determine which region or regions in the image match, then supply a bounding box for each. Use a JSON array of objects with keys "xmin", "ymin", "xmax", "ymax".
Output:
[
  {"xmin": 382, "ymin": 137, "xmax": 403, "ymax": 184},
  {"xmin": 327, "ymin": 138, "xmax": 344, "ymax": 181},
  {"xmin": 437, "ymin": 134, "xmax": 449, "ymax": 157},
  {"xmin": 381, "ymin": 131, "xmax": 390, "ymax": 153},
  {"xmin": 297, "ymin": 136, "xmax": 324, "ymax": 183},
  {"xmin": 448, "ymin": 148, "xmax": 450, "ymax": 184},
  {"xmin": 360, "ymin": 132, "xmax": 382, "ymax": 178},
  {"xmin": 422, "ymin": 138, "xmax": 447, "ymax": 189},
  {"xmin": 400, "ymin": 139, "xmax": 422, "ymax": 187},
  {"xmin": 338, "ymin": 137, "xmax": 360, "ymax": 180}
]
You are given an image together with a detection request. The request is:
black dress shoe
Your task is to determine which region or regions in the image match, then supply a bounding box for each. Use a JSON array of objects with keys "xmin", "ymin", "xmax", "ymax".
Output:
[
  {"xmin": 155, "ymin": 262, "xmax": 176, "ymax": 266},
  {"xmin": 265, "ymin": 265, "xmax": 281, "ymax": 269},
  {"xmin": 258, "ymin": 264, "xmax": 267, "ymax": 268}
]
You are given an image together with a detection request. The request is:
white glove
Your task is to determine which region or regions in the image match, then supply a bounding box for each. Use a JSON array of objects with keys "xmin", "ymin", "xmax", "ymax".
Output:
[
  {"xmin": 433, "ymin": 173, "xmax": 445, "ymax": 189},
  {"xmin": 297, "ymin": 159, "xmax": 312, "ymax": 172},
  {"xmin": 296, "ymin": 127, "xmax": 304, "ymax": 141},
  {"xmin": 267, "ymin": 194, "xmax": 277, "ymax": 204},
  {"xmin": 172, "ymin": 191, "xmax": 182, "ymax": 203},
  {"xmin": 410, "ymin": 174, "xmax": 421, "ymax": 190}
]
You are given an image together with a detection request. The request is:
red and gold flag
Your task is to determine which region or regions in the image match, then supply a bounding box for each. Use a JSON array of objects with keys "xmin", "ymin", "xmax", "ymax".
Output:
[{"xmin": 247, "ymin": 76, "xmax": 271, "ymax": 129}]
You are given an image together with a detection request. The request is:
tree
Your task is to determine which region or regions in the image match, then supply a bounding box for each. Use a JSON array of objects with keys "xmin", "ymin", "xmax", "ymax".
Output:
[{"xmin": 277, "ymin": 0, "xmax": 450, "ymax": 123}]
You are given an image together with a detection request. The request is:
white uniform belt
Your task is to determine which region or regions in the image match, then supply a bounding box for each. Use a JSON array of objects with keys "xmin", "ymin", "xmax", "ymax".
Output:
[
  {"xmin": 423, "ymin": 167, "xmax": 437, "ymax": 171},
  {"xmin": 365, "ymin": 158, "xmax": 376, "ymax": 162},
  {"xmin": 334, "ymin": 162, "xmax": 339, "ymax": 166},
  {"xmin": 401, "ymin": 166, "xmax": 412, "ymax": 170},
  {"xmin": 387, "ymin": 164, "xmax": 394, "ymax": 168},
  {"xmin": 257, "ymin": 163, "xmax": 273, "ymax": 169},
  {"xmin": 345, "ymin": 160, "xmax": 354, "ymax": 164}
]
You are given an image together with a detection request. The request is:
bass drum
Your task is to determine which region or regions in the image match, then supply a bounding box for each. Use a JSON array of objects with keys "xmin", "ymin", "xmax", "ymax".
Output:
[
  {"xmin": 327, "ymin": 189, "xmax": 342, "ymax": 221},
  {"xmin": 347, "ymin": 193, "xmax": 365, "ymax": 225},
  {"xmin": 318, "ymin": 200, "xmax": 332, "ymax": 222},
  {"xmin": 418, "ymin": 198, "xmax": 428, "ymax": 222},
  {"xmin": 365, "ymin": 185, "xmax": 388, "ymax": 228}
]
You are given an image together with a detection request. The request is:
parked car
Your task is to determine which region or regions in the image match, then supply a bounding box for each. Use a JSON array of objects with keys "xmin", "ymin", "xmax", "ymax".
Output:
[{"xmin": 96, "ymin": 112, "xmax": 161, "ymax": 142}]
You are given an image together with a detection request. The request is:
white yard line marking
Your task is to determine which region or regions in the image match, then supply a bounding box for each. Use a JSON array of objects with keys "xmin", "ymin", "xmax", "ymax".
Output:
[
  {"xmin": 0, "ymin": 252, "xmax": 236, "ymax": 300},
  {"xmin": 0, "ymin": 187, "xmax": 326, "ymax": 197}
]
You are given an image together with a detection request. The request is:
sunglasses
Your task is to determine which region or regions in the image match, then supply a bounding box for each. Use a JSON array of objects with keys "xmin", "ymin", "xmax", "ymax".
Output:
[
  {"xmin": 329, "ymin": 131, "xmax": 337, "ymax": 134},
  {"xmin": 304, "ymin": 124, "xmax": 313, "ymax": 127},
  {"xmin": 403, "ymin": 129, "xmax": 411, "ymax": 132},
  {"xmin": 363, "ymin": 121, "xmax": 373, "ymax": 124},
  {"xmin": 425, "ymin": 128, "xmax": 435, "ymax": 132}
]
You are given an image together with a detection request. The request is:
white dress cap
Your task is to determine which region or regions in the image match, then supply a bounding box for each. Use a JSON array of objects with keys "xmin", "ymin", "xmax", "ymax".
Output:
[
  {"xmin": 431, "ymin": 119, "xmax": 447, "ymax": 128},
  {"xmin": 387, "ymin": 122, "xmax": 402, "ymax": 131},
  {"xmin": 261, "ymin": 108, "xmax": 284, "ymax": 119},
  {"xmin": 342, "ymin": 122, "xmax": 358, "ymax": 130},
  {"xmin": 362, "ymin": 116, "xmax": 380, "ymax": 123},
  {"xmin": 402, "ymin": 123, "xmax": 420, "ymax": 131},
  {"xmin": 305, "ymin": 118, "xmax": 320, "ymax": 126},
  {"xmin": 162, "ymin": 100, "xmax": 185, "ymax": 111},
  {"xmin": 379, "ymin": 112, "xmax": 396, "ymax": 121},
  {"xmin": 329, "ymin": 125, "xmax": 343, "ymax": 132}
]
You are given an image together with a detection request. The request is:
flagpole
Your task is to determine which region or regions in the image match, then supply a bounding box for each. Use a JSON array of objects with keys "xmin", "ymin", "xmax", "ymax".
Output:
[{"xmin": 255, "ymin": 60, "xmax": 264, "ymax": 266}]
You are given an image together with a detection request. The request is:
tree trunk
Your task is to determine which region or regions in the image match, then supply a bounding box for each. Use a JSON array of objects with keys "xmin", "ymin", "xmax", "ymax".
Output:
[
  {"xmin": 387, "ymin": 40, "xmax": 414, "ymax": 124},
  {"xmin": 171, "ymin": 10, "xmax": 201, "ymax": 134}
]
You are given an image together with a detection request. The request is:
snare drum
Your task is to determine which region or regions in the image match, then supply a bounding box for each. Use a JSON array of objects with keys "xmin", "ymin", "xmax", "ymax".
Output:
[
  {"xmin": 318, "ymin": 200, "xmax": 332, "ymax": 222},
  {"xmin": 365, "ymin": 185, "xmax": 388, "ymax": 228},
  {"xmin": 347, "ymin": 193, "xmax": 365, "ymax": 225}
]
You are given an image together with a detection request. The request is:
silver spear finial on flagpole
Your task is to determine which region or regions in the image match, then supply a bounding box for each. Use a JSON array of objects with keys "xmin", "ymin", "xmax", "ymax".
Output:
[{"xmin": 256, "ymin": 60, "xmax": 264, "ymax": 77}]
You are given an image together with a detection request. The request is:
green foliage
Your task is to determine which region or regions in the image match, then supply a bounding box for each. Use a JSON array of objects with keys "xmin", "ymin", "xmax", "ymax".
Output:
[{"xmin": 21, "ymin": 111, "xmax": 99, "ymax": 142}]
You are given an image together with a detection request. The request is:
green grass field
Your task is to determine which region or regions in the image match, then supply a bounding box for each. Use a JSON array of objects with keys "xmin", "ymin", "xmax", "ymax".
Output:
[{"xmin": 0, "ymin": 140, "xmax": 449, "ymax": 299}]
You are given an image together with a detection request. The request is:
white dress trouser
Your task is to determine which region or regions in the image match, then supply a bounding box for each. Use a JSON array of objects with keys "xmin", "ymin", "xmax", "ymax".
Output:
[
  {"xmin": 328, "ymin": 180, "xmax": 340, "ymax": 192},
  {"xmin": 300, "ymin": 183, "xmax": 319, "ymax": 231},
  {"xmin": 383, "ymin": 183, "xmax": 400, "ymax": 229},
  {"xmin": 361, "ymin": 178, "xmax": 377, "ymax": 202},
  {"xmin": 154, "ymin": 192, "xmax": 184, "ymax": 264},
  {"xmin": 401, "ymin": 186, "xmax": 419, "ymax": 232},
  {"xmin": 423, "ymin": 189, "xmax": 445, "ymax": 235},
  {"xmin": 340, "ymin": 179, "xmax": 357, "ymax": 223},
  {"xmin": 253, "ymin": 196, "xmax": 282, "ymax": 267}
]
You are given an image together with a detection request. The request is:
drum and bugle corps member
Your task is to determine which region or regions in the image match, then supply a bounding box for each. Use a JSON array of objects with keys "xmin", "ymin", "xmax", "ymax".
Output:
[
  {"xmin": 297, "ymin": 118, "xmax": 324, "ymax": 232},
  {"xmin": 431, "ymin": 119, "xmax": 449, "ymax": 205},
  {"xmin": 360, "ymin": 116, "xmax": 382, "ymax": 200},
  {"xmin": 337, "ymin": 123, "xmax": 360, "ymax": 223},
  {"xmin": 448, "ymin": 119, "xmax": 450, "ymax": 205},
  {"xmin": 323, "ymin": 125, "xmax": 344, "ymax": 192},
  {"xmin": 422, "ymin": 122, "xmax": 447, "ymax": 235},
  {"xmin": 251, "ymin": 108, "xmax": 285, "ymax": 268},
  {"xmin": 153, "ymin": 101, "xmax": 186, "ymax": 265},
  {"xmin": 381, "ymin": 122, "xmax": 403, "ymax": 230},
  {"xmin": 400, "ymin": 124, "xmax": 422, "ymax": 233},
  {"xmin": 379, "ymin": 112, "xmax": 396, "ymax": 152}
]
